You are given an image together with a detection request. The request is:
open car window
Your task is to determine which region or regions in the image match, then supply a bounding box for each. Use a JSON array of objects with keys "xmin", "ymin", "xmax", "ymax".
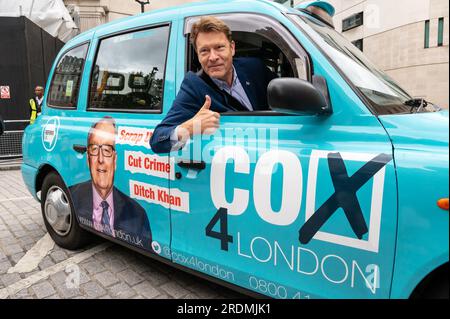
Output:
[{"xmin": 184, "ymin": 13, "xmax": 311, "ymax": 82}]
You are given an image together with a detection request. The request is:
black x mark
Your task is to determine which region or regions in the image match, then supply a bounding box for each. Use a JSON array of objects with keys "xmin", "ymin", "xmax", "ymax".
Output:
[{"xmin": 299, "ymin": 152, "xmax": 393, "ymax": 245}]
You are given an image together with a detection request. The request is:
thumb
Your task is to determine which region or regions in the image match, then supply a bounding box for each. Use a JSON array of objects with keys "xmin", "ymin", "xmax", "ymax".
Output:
[{"xmin": 201, "ymin": 95, "xmax": 211, "ymax": 110}]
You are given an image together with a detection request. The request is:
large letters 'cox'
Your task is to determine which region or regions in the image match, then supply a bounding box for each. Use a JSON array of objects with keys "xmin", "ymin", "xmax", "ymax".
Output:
[{"xmin": 208, "ymin": 147, "xmax": 393, "ymax": 249}]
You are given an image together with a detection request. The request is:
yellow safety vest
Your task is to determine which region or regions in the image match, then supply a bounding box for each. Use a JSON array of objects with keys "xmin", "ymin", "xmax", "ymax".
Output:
[{"xmin": 29, "ymin": 98, "xmax": 37, "ymax": 124}]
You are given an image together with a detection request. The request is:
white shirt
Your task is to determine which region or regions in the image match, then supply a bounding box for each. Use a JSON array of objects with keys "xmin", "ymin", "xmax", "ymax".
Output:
[{"xmin": 36, "ymin": 96, "xmax": 43, "ymax": 115}]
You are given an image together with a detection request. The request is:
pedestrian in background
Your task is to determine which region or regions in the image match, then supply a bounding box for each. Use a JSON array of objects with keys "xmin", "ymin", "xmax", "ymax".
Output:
[{"xmin": 29, "ymin": 85, "xmax": 44, "ymax": 124}]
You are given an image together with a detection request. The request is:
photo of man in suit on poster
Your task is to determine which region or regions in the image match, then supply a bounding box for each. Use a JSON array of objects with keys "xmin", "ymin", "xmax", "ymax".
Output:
[{"xmin": 70, "ymin": 116, "xmax": 152, "ymax": 250}]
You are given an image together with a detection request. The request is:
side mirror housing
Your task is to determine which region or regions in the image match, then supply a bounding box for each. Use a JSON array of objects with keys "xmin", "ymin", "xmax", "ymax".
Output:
[{"xmin": 267, "ymin": 77, "xmax": 332, "ymax": 115}]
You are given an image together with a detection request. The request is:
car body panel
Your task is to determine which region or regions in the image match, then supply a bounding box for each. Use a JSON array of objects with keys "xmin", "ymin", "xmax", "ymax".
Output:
[
  {"xmin": 19, "ymin": 0, "xmax": 448, "ymax": 299},
  {"xmin": 378, "ymin": 111, "xmax": 449, "ymax": 298},
  {"xmin": 169, "ymin": 7, "xmax": 398, "ymax": 299}
]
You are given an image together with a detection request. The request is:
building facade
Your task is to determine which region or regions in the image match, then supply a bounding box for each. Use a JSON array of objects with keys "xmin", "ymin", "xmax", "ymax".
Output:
[
  {"xmin": 64, "ymin": 0, "xmax": 449, "ymax": 108},
  {"xmin": 63, "ymin": 0, "xmax": 203, "ymax": 32},
  {"xmin": 295, "ymin": 0, "xmax": 449, "ymax": 108}
]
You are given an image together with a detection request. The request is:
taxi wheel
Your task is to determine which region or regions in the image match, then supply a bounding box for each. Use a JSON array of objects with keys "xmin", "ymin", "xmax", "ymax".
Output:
[
  {"xmin": 41, "ymin": 172, "xmax": 91, "ymax": 250},
  {"xmin": 411, "ymin": 264, "xmax": 449, "ymax": 299},
  {"xmin": 419, "ymin": 265, "xmax": 449, "ymax": 299}
]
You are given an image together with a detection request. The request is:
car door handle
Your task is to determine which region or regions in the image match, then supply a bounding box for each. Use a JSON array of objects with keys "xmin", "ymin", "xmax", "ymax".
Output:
[
  {"xmin": 73, "ymin": 144, "xmax": 87, "ymax": 154},
  {"xmin": 177, "ymin": 160, "xmax": 206, "ymax": 170}
]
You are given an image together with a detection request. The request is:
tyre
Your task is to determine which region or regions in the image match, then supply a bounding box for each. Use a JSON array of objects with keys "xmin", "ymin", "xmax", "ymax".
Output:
[
  {"xmin": 411, "ymin": 264, "xmax": 449, "ymax": 299},
  {"xmin": 41, "ymin": 171, "xmax": 92, "ymax": 250},
  {"xmin": 421, "ymin": 268, "xmax": 449, "ymax": 299}
]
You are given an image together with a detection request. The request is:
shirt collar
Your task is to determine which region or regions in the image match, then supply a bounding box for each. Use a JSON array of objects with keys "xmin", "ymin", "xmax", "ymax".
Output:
[
  {"xmin": 211, "ymin": 66, "xmax": 238, "ymax": 91},
  {"xmin": 92, "ymin": 185, "xmax": 113, "ymax": 210}
]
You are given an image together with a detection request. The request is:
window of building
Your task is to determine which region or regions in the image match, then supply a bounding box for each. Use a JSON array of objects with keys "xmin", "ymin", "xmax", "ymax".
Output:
[
  {"xmin": 88, "ymin": 25, "xmax": 170, "ymax": 112},
  {"xmin": 438, "ymin": 17, "xmax": 444, "ymax": 47},
  {"xmin": 352, "ymin": 38, "xmax": 363, "ymax": 51},
  {"xmin": 424, "ymin": 20, "xmax": 430, "ymax": 48},
  {"xmin": 47, "ymin": 43, "xmax": 89, "ymax": 108},
  {"xmin": 274, "ymin": 0, "xmax": 294, "ymax": 7},
  {"xmin": 342, "ymin": 12, "xmax": 363, "ymax": 32}
]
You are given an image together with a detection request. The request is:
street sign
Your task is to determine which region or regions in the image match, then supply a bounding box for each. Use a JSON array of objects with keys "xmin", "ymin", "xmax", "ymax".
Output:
[{"xmin": 0, "ymin": 86, "xmax": 10, "ymax": 99}]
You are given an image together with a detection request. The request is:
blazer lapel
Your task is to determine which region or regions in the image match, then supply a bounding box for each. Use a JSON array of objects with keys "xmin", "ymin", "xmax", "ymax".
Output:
[
  {"xmin": 112, "ymin": 187, "xmax": 125, "ymax": 229},
  {"xmin": 86, "ymin": 183, "xmax": 93, "ymax": 214},
  {"xmin": 235, "ymin": 65, "xmax": 258, "ymax": 110},
  {"xmin": 197, "ymin": 70, "xmax": 247, "ymax": 112},
  {"xmin": 75, "ymin": 181, "xmax": 93, "ymax": 221}
]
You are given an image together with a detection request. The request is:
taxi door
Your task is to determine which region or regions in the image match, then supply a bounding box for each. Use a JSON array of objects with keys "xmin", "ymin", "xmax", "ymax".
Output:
[
  {"xmin": 45, "ymin": 17, "xmax": 179, "ymax": 259},
  {"xmin": 169, "ymin": 12, "xmax": 397, "ymax": 299}
]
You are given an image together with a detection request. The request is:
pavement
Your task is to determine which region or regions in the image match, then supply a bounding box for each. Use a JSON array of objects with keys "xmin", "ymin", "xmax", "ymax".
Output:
[
  {"xmin": 0, "ymin": 168, "xmax": 244, "ymax": 299},
  {"xmin": 0, "ymin": 158, "xmax": 22, "ymax": 170}
]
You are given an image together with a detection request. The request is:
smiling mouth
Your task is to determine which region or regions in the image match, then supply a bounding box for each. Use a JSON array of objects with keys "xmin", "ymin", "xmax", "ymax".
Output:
[
  {"xmin": 209, "ymin": 65, "xmax": 224, "ymax": 70},
  {"xmin": 97, "ymin": 169, "xmax": 107, "ymax": 173}
]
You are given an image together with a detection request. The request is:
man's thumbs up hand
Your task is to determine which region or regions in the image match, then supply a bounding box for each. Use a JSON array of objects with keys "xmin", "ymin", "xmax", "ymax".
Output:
[
  {"xmin": 200, "ymin": 95, "xmax": 212, "ymax": 110},
  {"xmin": 178, "ymin": 95, "xmax": 220, "ymax": 140}
]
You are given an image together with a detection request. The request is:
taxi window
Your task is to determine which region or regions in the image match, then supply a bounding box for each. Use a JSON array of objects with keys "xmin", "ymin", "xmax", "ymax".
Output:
[
  {"xmin": 185, "ymin": 14, "xmax": 311, "ymax": 81},
  {"xmin": 184, "ymin": 14, "xmax": 311, "ymax": 114},
  {"xmin": 47, "ymin": 43, "xmax": 89, "ymax": 108},
  {"xmin": 88, "ymin": 25, "xmax": 170, "ymax": 113}
]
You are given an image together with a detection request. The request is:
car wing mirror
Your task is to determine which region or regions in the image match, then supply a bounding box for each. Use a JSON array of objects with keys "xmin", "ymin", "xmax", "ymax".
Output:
[{"xmin": 267, "ymin": 77, "xmax": 332, "ymax": 115}]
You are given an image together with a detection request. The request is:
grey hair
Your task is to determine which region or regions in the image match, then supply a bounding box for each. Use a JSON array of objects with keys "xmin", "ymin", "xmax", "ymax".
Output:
[{"xmin": 87, "ymin": 116, "xmax": 117, "ymax": 146}]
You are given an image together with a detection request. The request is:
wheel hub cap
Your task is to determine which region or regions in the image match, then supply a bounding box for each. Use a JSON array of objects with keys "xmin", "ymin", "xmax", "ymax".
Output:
[{"xmin": 44, "ymin": 186, "xmax": 72, "ymax": 236}]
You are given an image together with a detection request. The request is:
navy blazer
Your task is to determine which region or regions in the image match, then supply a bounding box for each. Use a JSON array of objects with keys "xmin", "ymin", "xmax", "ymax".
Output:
[
  {"xmin": 69, "ymin": 181, "xmax": 152, "ymax": 250},
  {"xmin": 150, "ymin": 57, "xmax": 277, "ymax": 154}
]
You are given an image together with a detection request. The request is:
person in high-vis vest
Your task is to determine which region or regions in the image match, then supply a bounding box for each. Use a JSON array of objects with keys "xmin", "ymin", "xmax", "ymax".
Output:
[{"xmin": 29, "ymin": 86, "xmax": 44, "ymax": 124}]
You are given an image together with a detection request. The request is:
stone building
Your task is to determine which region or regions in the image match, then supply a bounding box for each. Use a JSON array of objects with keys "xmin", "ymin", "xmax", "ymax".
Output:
[
  {"xmin": 295, "ymin": 0, "xmax": 449, "ymax": 108},
  {"xmin": 63, "ymin": 0, "xmax": 203, "ymax": 31}
]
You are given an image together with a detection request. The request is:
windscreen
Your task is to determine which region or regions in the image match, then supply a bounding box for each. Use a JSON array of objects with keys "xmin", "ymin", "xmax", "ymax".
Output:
[{"xmin": 290, "ymin": 13, "xmax": 438, "ymax": 115}]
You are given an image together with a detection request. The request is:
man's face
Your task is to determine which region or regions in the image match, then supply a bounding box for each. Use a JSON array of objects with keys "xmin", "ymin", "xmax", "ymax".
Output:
[
  {"xmin": 35, "ymin": 87, "xmax": 44, "ymax": 98},
  {"xmin": 87, "ymin": 122, "xmax": 116, "ymax": 199},
  {"xmin": 196, "ymin": 31, "xmax": 235, "ymax": 84}
]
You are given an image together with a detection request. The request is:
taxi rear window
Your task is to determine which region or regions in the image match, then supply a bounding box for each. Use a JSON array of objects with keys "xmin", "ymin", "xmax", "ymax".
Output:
[
  {"xmin": 88, "ymin": 25, "xmax": 170, "ymax": 113},
  {"xmin": 47, "ymin": 43, "xmax": 89, "ymax": 108}
]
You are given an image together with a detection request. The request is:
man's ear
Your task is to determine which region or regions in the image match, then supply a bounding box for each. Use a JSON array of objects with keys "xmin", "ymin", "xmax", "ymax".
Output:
[{"xmin": 231, "ymin": 40, "xmax": 235, "ymax": 56}]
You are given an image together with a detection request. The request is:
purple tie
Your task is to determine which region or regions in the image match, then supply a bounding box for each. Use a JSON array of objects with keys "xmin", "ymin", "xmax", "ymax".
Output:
[{"xmin": 101, "ymin": 201, "xmax": 112, "ymax": 236}]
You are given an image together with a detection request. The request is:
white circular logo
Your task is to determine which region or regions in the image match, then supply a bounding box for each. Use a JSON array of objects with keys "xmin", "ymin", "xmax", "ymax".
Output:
[
  {"xmin": 151, "ymin": 241, "xmax": 162, "ymax": 254},
  {"xmin": 41, "ymin": 117, "xmax": 60, "ymax": 152}
]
